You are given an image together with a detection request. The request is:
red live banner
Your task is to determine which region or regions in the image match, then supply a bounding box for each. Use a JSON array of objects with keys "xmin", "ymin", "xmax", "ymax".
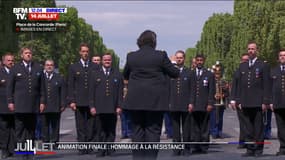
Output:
[{"xmin": 28, "ymin": 13, "xmax": 59, "ymax": 20}]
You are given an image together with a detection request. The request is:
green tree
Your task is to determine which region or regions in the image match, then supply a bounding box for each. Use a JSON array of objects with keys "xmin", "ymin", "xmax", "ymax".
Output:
[
  {"xmin": 185, "ymin": 47, "xmax": 197, "ymax": 67},
  {"xmin": 196, "ymin": 13, "xmax": 233, "ymax": 77},
  {"xmin": 195, "ymin": 0, "xmax": 285, "ymax": 80},
  {"xmin": 0, "ymin": 0, "xmax": 20, "ymax": 55}
]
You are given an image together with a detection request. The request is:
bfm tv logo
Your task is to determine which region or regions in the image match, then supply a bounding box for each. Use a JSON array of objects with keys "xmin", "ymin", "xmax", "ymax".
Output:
[
  {"xmin": 13, "ymin": 8, "xmax": 67, "ymax": 21},
  {"xmin": 15, "ymin": 140, "xmax": 56, "ymax": 155}
]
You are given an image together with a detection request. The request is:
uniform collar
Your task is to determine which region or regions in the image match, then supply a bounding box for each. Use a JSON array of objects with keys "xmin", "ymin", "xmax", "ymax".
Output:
[
  {"xmin": 80, "ymin": 59, "xmax": 89, "ymax": 67},
  {"xmin": 45, "ymin": 71, "xmax": 54, "ymax": 79},
  {"xmin": 249, "ymin": 57, "xmax": 257, "ymax": 65},
  {"xmin": 179, "ymin": 66, "xmax": 184, "ymax": 72},
  {"xmin": 4, "ymin": 66, "xmax": 10, "ymax": 74},
  {"xmin": 281, "ymin": 64, "xmax": 285, "ymax": 71},
  {"xmin": 22, "ymin": 60, "xmax": 31, "ymax": 67},
  {"xmin": 102, "ymin": 66, "xmax": 111, "ymax": 72}
]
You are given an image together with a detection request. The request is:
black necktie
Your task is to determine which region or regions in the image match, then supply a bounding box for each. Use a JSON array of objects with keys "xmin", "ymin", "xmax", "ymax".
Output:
[
  {"xmin": 26, "ymin": 63, "xmax": 31, "ymax": 73},
  {"xmin": 249, "ymin": 60, "xmax": 253, "ymax": 67},
  {"xmin": 84, "ymin": 62, "xmax": 88, "ymax": 68},
  {"xmin": 282, "ymin": 65, "xmax": 285, "ymax": 72},
  {"xmin": 197, "ymin": 69, "xmax": 201, "ymax": 78},
  {"xmin": 47, "ymin": 73, "xmax": 51, "ymax": 80},
  {"xmin": 105, "ymin": 68, "xmax": 109, "ymax": 76}
]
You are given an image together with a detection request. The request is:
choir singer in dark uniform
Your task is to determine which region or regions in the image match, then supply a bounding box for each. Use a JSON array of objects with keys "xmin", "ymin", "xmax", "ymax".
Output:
[
  {"xmin": 235, "ymin": 41, "xmax": 270, "ymax": 157},
  {"xmin": 189, "ymin": 54, "xmax": 215, "ymax": 154},
  {"xmin": 169, "ymin": 50, "xmax": 192, "ymax": 156},
  {"xmin": 270, "ymin": 49, "xmax": 285, "ymax": 156},
  {"xmin": 229, "ymin": 53, "xmax": 249, "ymax": 149},
  {"xmin": 41, "ymin": 60, "xmax": 66, "ymax": 144},
  {"xmin": 0, "ymin": 53, "xmax": 15, "ymax": 159},
  {"xmin": 123, "ymin": 30, "xmax": 179, "ymax": 160},
  {"xmin": 7, "ymin": 47, "xmax": 46, "ymax": 160},
  {"xmin": 89, "ymin": 53, "xmax": 123, "ymax": 157},
  {"xmin": 67, "ymin": 43, "xmax": 99, "ymax": 154}
]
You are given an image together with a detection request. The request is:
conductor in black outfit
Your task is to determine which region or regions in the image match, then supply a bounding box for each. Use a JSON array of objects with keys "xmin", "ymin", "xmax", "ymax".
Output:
[{"xmin": 123, "ymin": 30, "xmax": 180, "ymax": 160}]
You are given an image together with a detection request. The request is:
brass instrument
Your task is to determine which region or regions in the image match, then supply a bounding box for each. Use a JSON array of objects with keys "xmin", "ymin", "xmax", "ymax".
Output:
[
  {"xmin": 123, "ymin": 80, "xmax": 128, "ymax": 99},
  {"xmin": 213, "ymin": 62, "xmax": 224, "ymax": 106},
  {"xmin": 212, "ymin": 61, "xmax": 225, "ymax": 126},
  {"xmin": 215, "ymin": 79, "xmax": 224, "ymax": 106}
]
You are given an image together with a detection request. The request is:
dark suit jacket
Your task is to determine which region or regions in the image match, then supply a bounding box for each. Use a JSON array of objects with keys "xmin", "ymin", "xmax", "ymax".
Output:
[
  {"xmin": 0, "ymin": 67, "xmax": 11, "ymax": 114},
  {"xmin": 190, "ymin": 68, "xmax": 215, "ymax": 111},
  {"xmin": 270, "ymin": 66, "xmax": 285, "ymax": 108},
  {"xmin": 123, "ymin": 45, "xmax": 179, "ymax": 111},
  {"xmin": 230, "ymin": 69, "xmax": 239, "ymax": 101},
  {"xmin": 67, "ymin": 61, "xmax": 99, "ymax": 106},
  {"xmin": 235, "ymin": 59, "xmax": 271, "ymax": 107},
  {"xmin": 7, "ymin": 61, "xmax": 45, "ymax": 113},
  {"xmin": 43, "ymin": 73, "xmax": 66, "ymax": 113},
  {"xmin": 169, "ymin": 66, "xmax": 191, "ymax": 112},
  {"xmin": 89, "ymin": 67, "xmax": 123, "ymax": 114}
]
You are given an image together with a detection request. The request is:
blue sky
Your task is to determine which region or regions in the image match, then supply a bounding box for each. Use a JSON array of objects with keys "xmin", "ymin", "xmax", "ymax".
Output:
[{"xmin": 56, "ymin": 1, "xmax": 234, "ymax": 67}]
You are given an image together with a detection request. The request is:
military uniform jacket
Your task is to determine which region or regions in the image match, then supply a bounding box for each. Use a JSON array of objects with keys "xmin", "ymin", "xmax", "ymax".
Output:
[
  {"xmin": 123, "ymin": 45, "xmax": 180, "ymax": 111},
  {"xmin": 0, "ymin": 67, "xmax": 11, "ymax": 114},
  {"xmin": 190, "ymin": 68, "xmax": 215, "ymax": 111},
  {"xmin": 235, "ymin": 59, "xmax": 270, "ymax": 107},
  {"xmin": 7, "ymin": 62, "xmax": 45, "ymax": 113},
  {"xmin": 270, "ymin": 66, "xmax": 285, "ymax": 108},
  {"xmin": 43, "ymin": 73, "xmax": 66, "ymax": 113},
  {"xmin": 67, "ymin": 61, "xmax": 99, "ymax": 106},
  {"xmin": 230, "ymin": 69, "xmax": 239, "ymax": 101},
  {"xmin": 89, "ymin": 67, "xmax": 123, "ymax": 114},
  {"xmin": 169, "ymin": 67, "xmax": 191, "ymax": 112}
]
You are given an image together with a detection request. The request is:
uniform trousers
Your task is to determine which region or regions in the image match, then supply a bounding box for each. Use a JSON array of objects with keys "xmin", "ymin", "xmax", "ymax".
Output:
[
  {"xmin": 170, "ymin": 111, "xmax": 191, "ymax": 154},
  {"xmin": 190, "ymin": 111, "xmax": 210, "ymax": 151},
  {"xmin": 241, "ymin": 107, "xmax": 264, "ymax": 154},
  {"xmin": 0, "ymin": 114, "xmax": 15, "ymax": 155},
  {"xmin": 41, "ymin": 113, "xmax": 60, "ymax": 143},
  {"xmin": 274, "ymin": 108, "xmax": 285, "ymax": 153},
  {"xmin": 96, "ymin": 114, "xmax": 117, "ymax": 155}
]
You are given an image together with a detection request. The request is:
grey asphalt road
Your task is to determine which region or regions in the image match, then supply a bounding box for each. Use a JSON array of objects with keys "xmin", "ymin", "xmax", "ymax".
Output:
[{"xmin": 31, "ymin": 108, "xmax": 284, "ymax": 160}]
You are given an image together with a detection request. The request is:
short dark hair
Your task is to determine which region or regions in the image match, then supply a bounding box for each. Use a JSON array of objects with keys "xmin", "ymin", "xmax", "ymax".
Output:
[
  {"xmin": 20, "ymin": 47, "xmax": 32, "ymax": 54},
  {"xmin": 45, "ymin": 59, "xmax": 54, "ymax": 65},
  {"xmin": 93, "ymin": 54, "xmax": 101, "ymax": 58},
  {"xmin": 247, "ymin": 41, "xmax": 259, "ymax": 49},
  {"xmin": 2, "ymin": 52, "xmax": 14, "ymax": 62},
  {"xmin": 241, "ymin": 53, "xmax": 249, "ymax": 57},
  {"xmin": 175, "ymin": 50, "xmax": 185, "ymax": 58},
  {"xmin": 195, "ymin": 54, "xmax": 205, "ymax": 59},
  {"xmin": 279, "ymin": 48, "xmax": 285, "ymax": 54},
  {"xmin": 79, "ymin": 43, "xmax": 89, "ymax": 51},
  {"xmin": 247, "ymin": 40, "xmax": 257, "ymax": 46},
  {"xmin": 137, "ymin": 30, "xmax": 157, "ymax": 49},
  {"xmin": 103, "ymin": 52, "xmax": 112, "ymax": 57}
]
